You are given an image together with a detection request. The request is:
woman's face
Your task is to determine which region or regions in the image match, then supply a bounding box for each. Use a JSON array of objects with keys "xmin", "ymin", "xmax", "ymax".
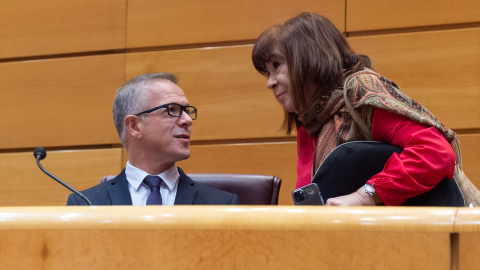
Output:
[{"xmin": 265, "ymin": 60, "xmax": 298, "ymax": 114}]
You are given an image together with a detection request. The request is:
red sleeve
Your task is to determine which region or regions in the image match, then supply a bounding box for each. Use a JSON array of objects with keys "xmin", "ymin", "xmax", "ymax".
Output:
[
  {"xmin": 368, "ymin": 107, "xmax": 455, "ymax": 205},
  {"xmin": 296, "ymin": 125, "xmax": 317, "ymax": 188}
]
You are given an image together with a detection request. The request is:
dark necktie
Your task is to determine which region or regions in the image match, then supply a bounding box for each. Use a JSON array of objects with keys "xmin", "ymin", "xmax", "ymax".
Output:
[{"xmin": 144, "ymin": 175, "xmax": 163, "ymax": 205}]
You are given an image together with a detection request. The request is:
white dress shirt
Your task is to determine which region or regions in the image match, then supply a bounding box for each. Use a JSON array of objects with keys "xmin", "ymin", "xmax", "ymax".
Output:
[{"xmin": 125, "ymin": 161, "xmax": 179, "ymax": 206}]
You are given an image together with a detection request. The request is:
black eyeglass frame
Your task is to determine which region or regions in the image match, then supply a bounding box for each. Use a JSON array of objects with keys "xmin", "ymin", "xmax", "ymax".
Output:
[{"xmin": 135, "ymin": 103, "xmax": 197, "ymax": 120}]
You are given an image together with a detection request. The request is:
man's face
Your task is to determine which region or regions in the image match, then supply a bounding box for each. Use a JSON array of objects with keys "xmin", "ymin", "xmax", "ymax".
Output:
[{"xmin": 137, "ymin": 79, "xmax": 193, "ymax": 164}]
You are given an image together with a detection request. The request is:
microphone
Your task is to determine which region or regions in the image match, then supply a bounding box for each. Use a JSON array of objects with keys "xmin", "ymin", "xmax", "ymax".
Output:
[{"xmin": 34, "ymin": 147, "xmax": 93, "ymax": 206}]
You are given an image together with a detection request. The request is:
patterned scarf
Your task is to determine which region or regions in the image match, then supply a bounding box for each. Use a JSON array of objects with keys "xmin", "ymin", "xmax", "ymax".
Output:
[{"xmin": 303, "ymin": 68, "xmax": 461, "ymax": 173}]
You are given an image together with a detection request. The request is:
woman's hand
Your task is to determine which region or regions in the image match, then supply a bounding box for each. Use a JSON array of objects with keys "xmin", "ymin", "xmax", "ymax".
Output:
[{"xmin": 325, "ymin": 186, "xmax": 376, "ymax": 206}]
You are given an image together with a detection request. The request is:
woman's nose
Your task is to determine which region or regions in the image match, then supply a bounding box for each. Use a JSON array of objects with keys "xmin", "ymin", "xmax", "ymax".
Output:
[{"xmin": 267, "ymin": 75, "xmax": 277, "ymax": 89}]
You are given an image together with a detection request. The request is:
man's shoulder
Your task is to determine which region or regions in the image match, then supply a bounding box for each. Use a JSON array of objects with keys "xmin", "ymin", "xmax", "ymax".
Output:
[
  {"xmin": 177, "ymin": 167, "xmax": 239, "ymax": 205},
  {"xmin": 178, "ymin": 168, "xmax": 230, "ymax": 195},
  {"xmin": 67, "ymin": 171, "xmax": 128, "ymax": 205},
  {"xmin": 81, "ymin": 172, "xmax": 126, "ymax": 193},
  {"xmin": 190, "ymin": 179, "xmax": 233, "ymax": 196},
  {"xmin": 191, "ymin": 181, "xmax": 240, "ymax": 205}
]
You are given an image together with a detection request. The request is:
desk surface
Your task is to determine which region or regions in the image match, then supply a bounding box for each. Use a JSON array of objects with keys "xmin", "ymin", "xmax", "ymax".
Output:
[
  {"xmin": 1, "ymin": 206, "xmax": 479, "ymax": 270},
  {"xmin": 2, "ymin": 205, "xmax": 478, "ymax": 232}
]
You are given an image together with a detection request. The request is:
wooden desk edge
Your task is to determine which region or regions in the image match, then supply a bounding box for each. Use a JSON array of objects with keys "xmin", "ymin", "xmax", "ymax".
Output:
[
  {"xmin": 454, "ymin": 207, "xmax": 480, "ymax": 232},
  {"xmin": 0, "ymin": 206, "xmax": 462, "ymax": 232}
]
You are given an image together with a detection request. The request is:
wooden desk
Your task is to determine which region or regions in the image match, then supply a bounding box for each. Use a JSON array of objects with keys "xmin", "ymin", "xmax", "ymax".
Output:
[
  {"xmin": 455, "ymin": 207, "xmax": 480, "ymax": 269},
  {"xmin": 1, "ymin": 206, "xmax": 477, "ymax": 270}
]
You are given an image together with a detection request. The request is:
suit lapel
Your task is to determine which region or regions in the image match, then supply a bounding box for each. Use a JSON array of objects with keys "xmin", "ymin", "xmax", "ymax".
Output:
[
  {"xmin": 174, "ymin": 168, "xmax": 198, "ymax": 205},
  {"xmin": 107, "ymin": 170, "xmax": 133, "ymax": 205}
]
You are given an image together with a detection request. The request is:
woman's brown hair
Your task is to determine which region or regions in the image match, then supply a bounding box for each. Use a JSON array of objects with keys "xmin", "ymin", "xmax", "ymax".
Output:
[{"xmin": 252, "ymin": 12, "xmax": 372, "ymax": 134}]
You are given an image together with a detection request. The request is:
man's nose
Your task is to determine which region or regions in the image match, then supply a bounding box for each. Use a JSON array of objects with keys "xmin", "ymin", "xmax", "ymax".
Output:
[{"xmin": 178, "ymin": 110, "xmax": 193, "ymax": 126}]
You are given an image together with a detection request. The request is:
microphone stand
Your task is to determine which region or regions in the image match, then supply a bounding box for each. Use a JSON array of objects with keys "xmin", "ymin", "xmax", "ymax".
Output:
[{"xmin": 35, "ymin": 155, "xmax": 93, "ymax": 206}]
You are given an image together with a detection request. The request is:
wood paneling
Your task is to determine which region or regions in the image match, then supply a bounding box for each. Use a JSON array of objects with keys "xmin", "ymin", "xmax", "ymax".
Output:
[
  {"xmin": 126, "ymin": 45, "xmax": 289, "ymax": 141},
  {"xmin": 177, "ymin": 142, "xmax": 297, "ymax": 205},
  {"xmin": 347, "ymin": 0, "xmax": 480, "ymax": 32},
  {"xmin": 1, "ymin": 0, "xmax": 479, "ymax": 214},
  {"xmin": 458, "ymin": 233, "xmax": 480, "ymax": 270},
  {"xmin": 126, "ymin": 0, "xmax": 345, "ymax": 48},
  {"xmin": 455, "ymin": 208, "xmax": 480, "ymax": 270},
  {"xmin": 0, "ymin": 0, "xmax": 126, "ymax": 59},
  {"xmin": 0, "ymin": 149, "xmax": 122, "ymax": 206},
  {"xmin": 459, "ymin": 134, "xmax": 480, "ymax": 189},
  {"xmin": 0, "ymin": 54, "xmax": 125, "ymax": 149},
  {"xmin": 3, "ymin": 229, "xmax": 450, "ymax": 270},
  {"xmin": 348, "ymin": 28, "xmax": 480, "ymax": 130},
  {"xmin": 0, "ymin": 206, "xmax": 455, "ymax": 269}
]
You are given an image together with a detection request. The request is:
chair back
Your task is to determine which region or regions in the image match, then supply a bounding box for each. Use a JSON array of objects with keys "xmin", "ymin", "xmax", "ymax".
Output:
[{"xmin": 100, "ymin": 173, "xmax": 282, "ymax": 205}]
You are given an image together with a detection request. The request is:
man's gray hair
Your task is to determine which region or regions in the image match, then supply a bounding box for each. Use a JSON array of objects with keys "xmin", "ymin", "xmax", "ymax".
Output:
[{"xmin": 113, "ymin": 73, "xmax": 178, "ymax": 145}]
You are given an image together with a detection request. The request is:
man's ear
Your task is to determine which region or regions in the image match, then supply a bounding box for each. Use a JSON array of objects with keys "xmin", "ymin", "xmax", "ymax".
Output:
[{"xmin": 124, "ymin": 115, "xmax": 142, "ymax": 139}]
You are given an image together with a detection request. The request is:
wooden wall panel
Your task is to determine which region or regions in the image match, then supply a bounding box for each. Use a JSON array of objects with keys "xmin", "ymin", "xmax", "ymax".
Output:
[
  {"xmin": 0, "ymin": 149, "xmax": 122, "ymax": 206},
  {"xmin": 1, "ymin": 0, "xmax": 478, "ymax": 213},
  {"xmin": 0, "ymin": 207, "xmax": 456, "ymax": 270},
  {"xmin": 348, "ymin": 28, "xmax": 480, "ymax": 130},
  {"xmin": 0, "ymin": 54, "xmax": 125, "ymax": 149},
  {"xmin": 455, "ymin": 208, "xmax": 480, "ymax": 270},
  {"xmin": 0, "ymin": 0, "xmax": 126, "ymax": 59},
  {"xmin": 346, "ymin": 0, "xmax": 480, "ymax": 32},
  {"xmin": 454, "ymin": 208, "xmax": 480, "ymax": 270},
  {"xmin": 126, "ymin": 0, "xmax": 345, "ymax": 48},
  {"xmin": 0, "ymin": 229, "xmax": 450, "ymax": 269},
  {"xmin": 458, "ymin": 233, "xmax": 480, "ymax": 270},
  {"xmin": 459, "ymin": 134, "xmax": 480, "ymax": 189},
  {"xmin": 126, "ymin": 45, "xmax": 289, "ymax": 141},
  {"xmin": 177, "ymin": 142, "xmax": 297, "ymax": 205}
]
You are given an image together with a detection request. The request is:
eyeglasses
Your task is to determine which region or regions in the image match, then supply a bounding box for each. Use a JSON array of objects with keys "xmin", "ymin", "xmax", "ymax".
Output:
[{"xmin": 135, "ymin": 103, "xmax": 197, "ymax": 120}]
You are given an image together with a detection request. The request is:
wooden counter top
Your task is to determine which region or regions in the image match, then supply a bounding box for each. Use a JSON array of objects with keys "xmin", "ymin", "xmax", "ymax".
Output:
[{"xmin": 0, "ymin": 206, "xmax": 459, "ymax": 232}]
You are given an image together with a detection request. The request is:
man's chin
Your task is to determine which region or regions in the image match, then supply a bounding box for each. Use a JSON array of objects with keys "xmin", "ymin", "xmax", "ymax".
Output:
[{"xmin": 176, "ymin": 151, "xmax": 191, "ymax": 161}]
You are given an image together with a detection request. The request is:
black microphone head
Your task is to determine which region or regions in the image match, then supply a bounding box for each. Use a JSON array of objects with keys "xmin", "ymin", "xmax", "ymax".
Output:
[{"xmin": 34, "ymin": 147, "xmax": 47, "ymax": 160}]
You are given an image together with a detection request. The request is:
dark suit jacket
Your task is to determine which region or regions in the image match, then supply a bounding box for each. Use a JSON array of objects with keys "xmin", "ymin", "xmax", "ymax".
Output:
[{"xmin": 67, "ymin": 167, "xmax": 239, "ymax": 205}]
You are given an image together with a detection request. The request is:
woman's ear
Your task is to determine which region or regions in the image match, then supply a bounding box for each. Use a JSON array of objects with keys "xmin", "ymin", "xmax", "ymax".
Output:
[{"xmin": 124, "ymin": 115, "xmax": 142, "ymax": 139}]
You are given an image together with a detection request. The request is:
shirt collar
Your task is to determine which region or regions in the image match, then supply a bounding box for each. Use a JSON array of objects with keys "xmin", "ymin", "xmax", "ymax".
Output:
[{"xmin": 125, "ymin": 161, "xmax": 179, "ymax": 191}]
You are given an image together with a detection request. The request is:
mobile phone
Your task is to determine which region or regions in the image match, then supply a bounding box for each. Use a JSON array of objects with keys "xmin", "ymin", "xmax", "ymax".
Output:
[{"xmin": 292, "ymin": 183, "xmax": 324, "ymax": 205}]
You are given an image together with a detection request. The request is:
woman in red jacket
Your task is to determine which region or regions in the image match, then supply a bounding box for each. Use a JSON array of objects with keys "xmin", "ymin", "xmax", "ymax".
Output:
[{"xmin": 251, "ymin": 12, "xmax": 474, "ymax": 206}]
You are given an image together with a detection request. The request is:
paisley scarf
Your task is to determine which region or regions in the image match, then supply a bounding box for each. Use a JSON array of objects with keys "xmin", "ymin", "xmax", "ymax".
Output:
[
  {"xmin": 303, "ymin": 68, "xmax": 459, "ymax": 173},
  {"xmin": 302, "ymin": 68, "xmax": 480, "ymax": 205}
]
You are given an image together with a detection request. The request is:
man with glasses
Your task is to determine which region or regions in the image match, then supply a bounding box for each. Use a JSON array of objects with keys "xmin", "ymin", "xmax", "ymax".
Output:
[{"xmin": 67, "ymin": 73, "xmax": 238, "ymax": 205}]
